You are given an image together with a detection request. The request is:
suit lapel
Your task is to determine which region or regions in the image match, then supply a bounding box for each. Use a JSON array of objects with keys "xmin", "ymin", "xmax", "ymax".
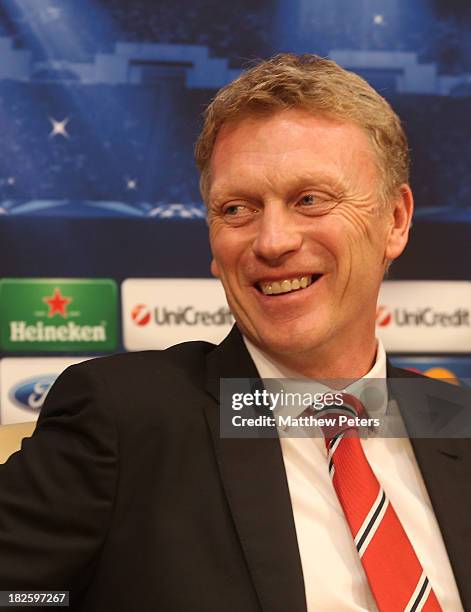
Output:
[
  {"xmin": 204, "ymin": 326, "xmax": 307, "ymax": 612},
  {"xmin": 202, "ymin": 336, "xmax": 471, "ymax": 610},
  {"xmin": 388, "ymin": 364, "xmax": 471, "ymax": 610}
]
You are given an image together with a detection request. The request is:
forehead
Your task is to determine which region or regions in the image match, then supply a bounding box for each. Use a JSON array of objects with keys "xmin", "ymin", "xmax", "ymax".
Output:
[{"xmin": 208, "ymin": 108, "xmax": 378, "ymax": 198}]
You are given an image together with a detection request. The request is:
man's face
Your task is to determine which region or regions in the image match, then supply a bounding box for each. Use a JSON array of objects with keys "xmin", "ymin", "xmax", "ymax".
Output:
[{"xmin": 207, "ymin": 108, "xmax": 407, "ymax": 364}]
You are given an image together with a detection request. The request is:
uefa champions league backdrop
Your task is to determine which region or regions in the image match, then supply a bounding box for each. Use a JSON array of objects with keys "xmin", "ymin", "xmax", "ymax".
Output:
[{"xmin": 0, "ymin": 0, "xmax": 470, "ymax": 423}]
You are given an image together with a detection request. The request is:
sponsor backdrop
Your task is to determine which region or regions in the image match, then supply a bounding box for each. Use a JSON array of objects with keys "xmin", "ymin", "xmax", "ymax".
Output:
[
  {"xmin": 122, "ymin": 278, "xmax": 233, "ymax": 350},
  {"xmin": 0, "ymin": 0, "xmax": 469, "ymax": 422},
  {"xmin": 376, "ymin": 282, "xmax": 471, "ymax": 353},
  {"xmin": 0, "ymin": 357, "xmax": 88, "ymax": 424},
  {"xmin": 0, "ymin": 278, "xmax": 118, "ymax": 353},
  {"xmin": 389, "ymin": 356, "xmax": 471, "ymax": 388}
]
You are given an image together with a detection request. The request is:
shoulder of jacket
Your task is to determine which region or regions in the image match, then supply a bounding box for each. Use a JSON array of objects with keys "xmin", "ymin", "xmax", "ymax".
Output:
[{"xmin": 69, "ymin": 339, "xmax": 217, "ymax": 381}]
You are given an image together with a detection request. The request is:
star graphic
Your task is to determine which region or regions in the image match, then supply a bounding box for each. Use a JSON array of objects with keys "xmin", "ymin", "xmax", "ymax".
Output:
[
  {"xmin": 126, "ymin": 178, "xmax": 138, "ymax": 190},
  {"xmin": 49, "ymin": 116, "xmax": 70, "ymax": 139},
  {"xmin": 45, "ymin": 5, "xmax": 62, "ymax": 20},
  {"xmin": 373, "ymin": 14, "xmax": 384, "ymax": 25},
  {"xmin": 42, "ymin": 6, "xmax": 61, "ymax": 22},
  {"xmin": 43, "ymin": 288, "xmax": 72, "ymax": 318}
]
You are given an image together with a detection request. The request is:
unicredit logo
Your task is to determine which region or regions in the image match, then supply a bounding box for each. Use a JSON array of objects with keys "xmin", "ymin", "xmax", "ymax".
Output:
[
  {"xmin": 376, "ymin": 305, "xmax": 470, "ymax": 328},
  {"xmin": 131, "ymin": 304, "xmax": 234, "ymax": 326},
  {"xmin": 131, "ymin": 304, "xmax": 152, "ymax": 326},
  {"xmin": 376, "ymin": 305, "xmax": 392, "ymax": 327}
]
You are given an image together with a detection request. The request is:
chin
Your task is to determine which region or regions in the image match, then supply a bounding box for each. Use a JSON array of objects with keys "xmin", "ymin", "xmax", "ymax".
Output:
[{"xmin": 253, "ymin": 324, "xmax": 328, "ymax": 359}]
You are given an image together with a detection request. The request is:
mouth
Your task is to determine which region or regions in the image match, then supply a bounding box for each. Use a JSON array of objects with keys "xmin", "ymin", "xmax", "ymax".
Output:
[{"xmin": 256, "ymin": 274, "xmax": 322, "ymax": 296}]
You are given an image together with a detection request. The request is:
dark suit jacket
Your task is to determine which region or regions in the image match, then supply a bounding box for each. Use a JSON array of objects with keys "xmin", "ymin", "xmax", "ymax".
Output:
[{"xmin": 0, "ymin": 325, "xmax": 470, "ymax": 611}]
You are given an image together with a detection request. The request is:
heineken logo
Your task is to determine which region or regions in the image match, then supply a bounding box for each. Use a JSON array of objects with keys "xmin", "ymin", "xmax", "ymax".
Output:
[
  {"xmin": 10, "ymin": 321, "xmax": 106, "ymax": 343},
  {"xmin": 0, "ymin": 278, "xmax": 118, "ymax": 353},
  {"xmin": 43, "ymin": 288, "xmax": 72, "ymax": 318}
]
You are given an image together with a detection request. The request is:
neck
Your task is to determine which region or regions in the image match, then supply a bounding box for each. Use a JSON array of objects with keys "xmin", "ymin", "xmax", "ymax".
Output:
[{"xmin": 251, "ymin": 334, "xmax": 378, "ymax": 382}]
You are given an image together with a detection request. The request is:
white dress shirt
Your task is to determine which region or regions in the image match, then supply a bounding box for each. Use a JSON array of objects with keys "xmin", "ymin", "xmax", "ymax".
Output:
[{"xmin": 243, "ymin": 337, "xmax": 463, "ymax": 611}]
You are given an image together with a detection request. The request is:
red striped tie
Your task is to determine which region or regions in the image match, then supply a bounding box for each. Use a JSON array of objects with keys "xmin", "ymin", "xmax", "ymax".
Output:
[{"xmin": 323, "ymin": 393, "xmax": 442, "ymax": 612}]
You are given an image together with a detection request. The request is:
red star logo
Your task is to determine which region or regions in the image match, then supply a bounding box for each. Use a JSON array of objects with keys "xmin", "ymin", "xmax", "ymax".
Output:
[{"xmin": 43, "ymin": 288, "xmax": 72, "ymax": 318}]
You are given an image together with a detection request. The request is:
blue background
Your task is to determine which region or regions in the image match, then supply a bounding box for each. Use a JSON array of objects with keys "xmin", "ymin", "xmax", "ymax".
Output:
[{"xmin": 0, "ymin": 0, "xmax": 469, "ymax": 365}]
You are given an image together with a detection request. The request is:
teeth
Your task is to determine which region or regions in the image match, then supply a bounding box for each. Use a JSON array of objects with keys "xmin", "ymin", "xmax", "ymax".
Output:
[{"xmin": 260, "ymin": 276, "xmax": 313, "ymax": 296}]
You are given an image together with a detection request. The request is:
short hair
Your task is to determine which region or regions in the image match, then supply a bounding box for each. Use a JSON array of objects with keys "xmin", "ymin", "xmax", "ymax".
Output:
[{"xmin": 195, "ymin": 53, "xmax": 410, "ymax": 205}]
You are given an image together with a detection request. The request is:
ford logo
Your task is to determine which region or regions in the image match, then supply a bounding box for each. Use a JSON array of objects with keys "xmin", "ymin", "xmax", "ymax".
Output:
[{"xmin": 9, "ymin": 376, "xmax": 57, "ymax": 412}]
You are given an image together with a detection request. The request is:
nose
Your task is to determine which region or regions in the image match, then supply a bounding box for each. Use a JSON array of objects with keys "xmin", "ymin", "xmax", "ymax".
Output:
[{"xmin": 252, "ymin": 202, "xmax": 303, "ymax": 264}]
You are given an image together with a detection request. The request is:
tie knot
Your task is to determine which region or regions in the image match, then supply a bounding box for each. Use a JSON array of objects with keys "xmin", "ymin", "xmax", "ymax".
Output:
[
  {"xmin": 338, "ymin": 393, "xmax": 368, "ymax": 419},
  {"xmin": 313, "ymin": 392, "xmax": 368, "ymax": 445}
]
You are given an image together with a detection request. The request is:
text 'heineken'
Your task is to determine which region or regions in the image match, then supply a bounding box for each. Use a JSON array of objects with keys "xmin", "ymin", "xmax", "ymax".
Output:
[{"xmin": 0, "ymin": 279, "xmax": 118, "ymax": 352}]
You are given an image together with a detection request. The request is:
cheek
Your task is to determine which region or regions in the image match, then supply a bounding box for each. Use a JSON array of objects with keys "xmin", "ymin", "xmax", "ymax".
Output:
[
  {"xmin": 309, "ymin": 219, "xmax": 352, "ymax": 267},
  {"xmin": 312, "ymin": 221, "xmax": 375, "ymax": 287},
  {"xmin": 211, "ymin": 224, "xmax": 255, "ymax": 261},
  {"xmin": 330, "ymin": 208, "xmax": 387, "ymax": 258},
  {"xmin": 210, "ymin": 232, "xmax": 245, "ymax": 280}
]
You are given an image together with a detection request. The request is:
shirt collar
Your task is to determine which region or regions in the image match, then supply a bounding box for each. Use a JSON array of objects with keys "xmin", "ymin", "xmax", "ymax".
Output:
[{"xmin": 243, "ymin": 336, "xmax": 388, "ymax": 425}]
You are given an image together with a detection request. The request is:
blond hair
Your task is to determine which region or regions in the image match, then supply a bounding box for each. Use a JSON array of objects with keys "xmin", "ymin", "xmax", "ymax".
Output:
[{"xmin": 195, "ymin": 53, "xmax": 409, "ymax": 205}]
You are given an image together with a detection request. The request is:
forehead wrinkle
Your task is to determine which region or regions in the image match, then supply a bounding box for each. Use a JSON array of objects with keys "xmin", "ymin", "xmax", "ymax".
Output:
[
  {"xmin": 210, "ymin": 167, "xmax": 348, "ymax": 205},
  {"xmin": 208, "ymin": 112, "xmax": 381, "ymax": 205}
]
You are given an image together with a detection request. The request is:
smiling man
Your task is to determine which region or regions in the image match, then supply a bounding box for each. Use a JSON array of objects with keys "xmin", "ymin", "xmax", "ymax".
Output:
[
  {"xmin": 0, "ymin": 54, "xmax": 468, "ymax": 612},
  {"xmin": 205, "ymin": 108, "xmax": 410, "ymax": 380},
  {"xmin": 197, "ymin": 55, "xmax": 413, "ymax": 383},
  {"xmin": 195, "ymin": 54, "xmax": 465, "ymax": 611}
]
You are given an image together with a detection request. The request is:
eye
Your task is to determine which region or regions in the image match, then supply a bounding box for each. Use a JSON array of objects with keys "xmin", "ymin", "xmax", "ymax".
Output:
[
  {"xmin": 219, "ymin": 202, "xmax": 258, "ymax": 226},
  {"xmin": 298, "ymin": 194, "xmax": 317, "ymax": 206},
  {"xmin": 296, "ymin": 192, "xmax": 336, "ymax": 216},
  {"xmin": 223, "ymin": 204, "xmax": 246, "ymax": 216}
]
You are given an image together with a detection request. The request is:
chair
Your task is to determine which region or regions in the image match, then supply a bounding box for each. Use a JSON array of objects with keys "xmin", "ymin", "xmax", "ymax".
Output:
[{"xmin": 0, "ymin": 422, "xmax": 36, "ymax": 464}]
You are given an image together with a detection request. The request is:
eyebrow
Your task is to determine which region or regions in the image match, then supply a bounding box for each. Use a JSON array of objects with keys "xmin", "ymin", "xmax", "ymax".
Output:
[{"xmin": 209, "ymin": 170, "xmax": 346, "ymax": 205}]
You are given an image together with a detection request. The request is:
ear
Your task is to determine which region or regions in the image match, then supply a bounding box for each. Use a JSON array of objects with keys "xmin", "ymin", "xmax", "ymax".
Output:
[
  {"xmin": 210, "ymin": 258, "xmax": 220, "ymax": 278},
  {"xmin": 384, "ymin": 184, "xmax": 414, "ymax": 261}
]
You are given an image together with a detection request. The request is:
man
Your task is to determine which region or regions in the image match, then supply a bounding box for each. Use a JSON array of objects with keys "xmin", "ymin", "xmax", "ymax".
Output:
[{"xmin": 0, "ymin": 54, "xmax": 469, "ymax": 611}]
